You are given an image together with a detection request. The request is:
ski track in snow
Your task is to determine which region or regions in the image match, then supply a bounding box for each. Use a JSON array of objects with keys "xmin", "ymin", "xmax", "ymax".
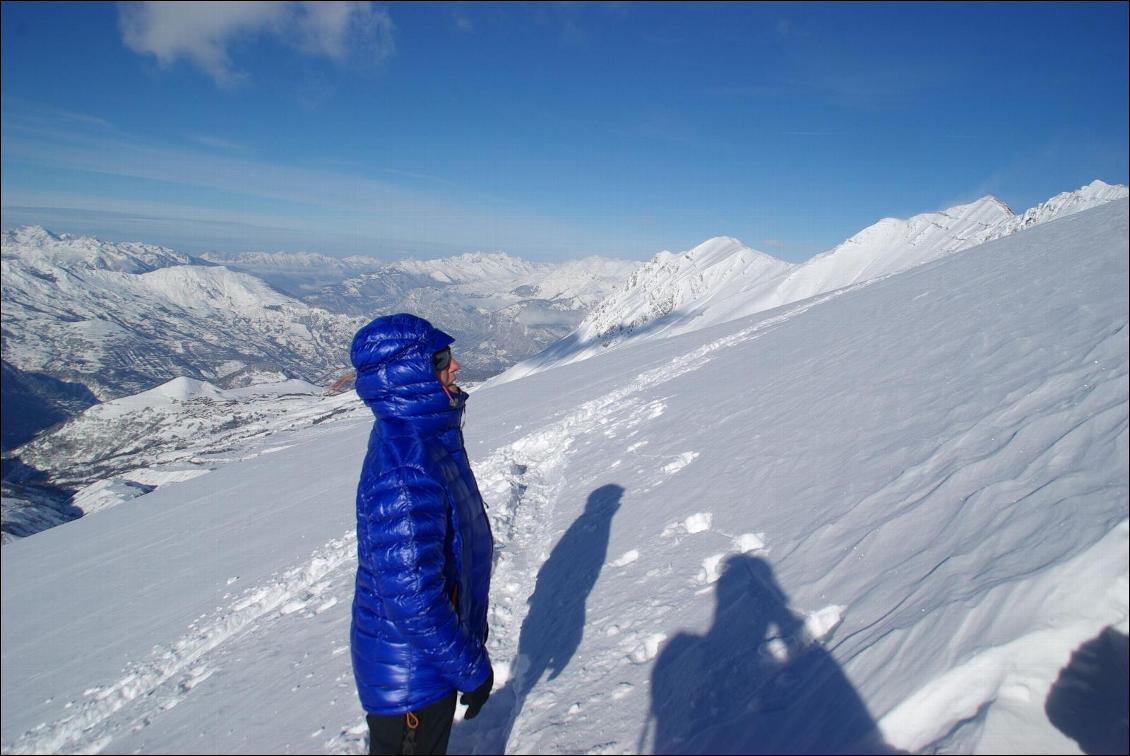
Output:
[
  {"xmin": 6, "ymin": 286, "xmax": 867, "ymax": 755},
  {"xmin": 4, "ymin": 533, "xmax": 358, "ymax": 755}
]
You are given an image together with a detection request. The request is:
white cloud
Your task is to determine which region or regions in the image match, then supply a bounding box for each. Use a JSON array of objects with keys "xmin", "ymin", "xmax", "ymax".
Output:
[
  {"xmin": 290, "ymin": 2, "xmax": 394, "ymax": 63},
  {"xmin": 117, "ymin": 1, "xmax": 394, "ymax": 88}
]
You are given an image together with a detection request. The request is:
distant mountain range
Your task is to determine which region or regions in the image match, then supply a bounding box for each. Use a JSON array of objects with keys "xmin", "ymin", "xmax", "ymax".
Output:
[
  {"xmin": 492, "ymin": 180, "xmax": 1129, "ymax": 385},
  {"xmin": 3, "ymin": 179, "xmax": 1126, "ymax": 542},
  {"xmin": 0, "ymin": 230, "xmax": 638, "ymax": 450},
  {"xmin": 1, "ymin": 226, "xmax": 365, "ymax": 400},
  {"xmin": 202, "ymin": 248, "xmax": 639, "ymax": 380}
]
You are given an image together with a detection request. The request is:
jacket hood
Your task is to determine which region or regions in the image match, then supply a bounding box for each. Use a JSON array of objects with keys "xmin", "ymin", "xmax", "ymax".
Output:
[{"xmin": 351, "ymin": 313, "xmax": 459, "ymax": 425}]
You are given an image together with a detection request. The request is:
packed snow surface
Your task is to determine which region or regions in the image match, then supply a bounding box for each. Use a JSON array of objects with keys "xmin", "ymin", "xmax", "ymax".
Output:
[{"xmin": 1, "ymin": 200, "xmax": 1127, "ymax": 754}]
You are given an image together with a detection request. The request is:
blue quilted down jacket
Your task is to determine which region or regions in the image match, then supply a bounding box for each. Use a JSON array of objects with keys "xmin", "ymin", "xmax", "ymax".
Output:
[{"xmin": 350, "ymin": 314, "xmax": 493, "ymax": 715}]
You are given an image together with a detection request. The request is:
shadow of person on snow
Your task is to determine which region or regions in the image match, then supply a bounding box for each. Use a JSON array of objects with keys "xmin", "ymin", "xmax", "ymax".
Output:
[
  {"xmin": 1045, "ymin": 625, "xmax": 1129, "ymax": 755},
  {"xmin": 452, "ymin": 484, "xmax": 623, "ymax": 753},
  {"xmin": 648, "ymin": 554, "xmax": 900, "ymax": 754}
]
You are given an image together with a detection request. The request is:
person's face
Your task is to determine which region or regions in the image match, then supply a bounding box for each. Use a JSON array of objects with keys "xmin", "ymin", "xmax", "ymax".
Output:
[{"xmin": 436, "ymin": 353, "xmax": 459, "ymax": 388}]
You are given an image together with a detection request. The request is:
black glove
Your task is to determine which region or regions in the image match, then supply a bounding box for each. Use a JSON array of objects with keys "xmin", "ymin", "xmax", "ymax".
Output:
[{"xmin": 461, "ymin": 666, "xmax": 494, "ymax": 720}]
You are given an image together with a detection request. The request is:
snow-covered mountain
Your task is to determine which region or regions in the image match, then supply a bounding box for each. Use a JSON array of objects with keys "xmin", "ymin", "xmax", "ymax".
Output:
[
  {"xmin": 2, "ymin": 198, "xmax": 1125, "ymax": 755},
  {"xmin": 3, "ymin": 225, "xmax": 196, "ymax": 272},
  {"xmin": 209, "ymin": 248, "xmax": 639, "ymax": 380},
  {"xmin": 209, "ymin": 248, "xmax": 634, "ymax": 309},
  {"xmin": 0, "ymin": 361, "xmax": 99, "ymax": 451},
  {"xmin": 197, "ymin": 250, "xmax": 386, "ymax": 296},
  {"xmin": 2, "ymin": 230, "xmax": 638, "ymax": 456},
  {"xmin": 10, "ymin": 377, "xmax": 366, "ymax": 522},
  {"xmin": 493, "ymin": 180, "xmax": 1129, "ymax": 385},
  {"xmin": 1, "ymin": 232, "xmax": 637, "ymax": 538},
  {"xmin": 1, "ymin": 226, "xmax": 366, "ymax": 401},
  {"xmin": 1, "ymin": 375, "xmax": 371, "ymax": 544}
]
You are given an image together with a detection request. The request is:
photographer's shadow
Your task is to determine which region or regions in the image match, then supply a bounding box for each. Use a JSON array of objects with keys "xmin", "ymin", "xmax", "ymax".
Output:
[
  {"xmin": 1045, "ymin": 625, "xmax": 1129, "ymax": 755},
  {"xmin": 649, "ymin": 554, "xmax": 899, "ymax": 754}
]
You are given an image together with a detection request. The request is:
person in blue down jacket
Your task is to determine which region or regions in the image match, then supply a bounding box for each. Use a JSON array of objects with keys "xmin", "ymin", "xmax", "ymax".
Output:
[{"xmin": 350, "ymin": 313, "xmax": 495, "ymax": 756}]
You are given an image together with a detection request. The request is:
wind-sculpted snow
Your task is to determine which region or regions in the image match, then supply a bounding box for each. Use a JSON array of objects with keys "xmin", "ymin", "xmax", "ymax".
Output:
[{"xmin": 1, "ymin": 199, "xmax": 1127, "ymax": 755}]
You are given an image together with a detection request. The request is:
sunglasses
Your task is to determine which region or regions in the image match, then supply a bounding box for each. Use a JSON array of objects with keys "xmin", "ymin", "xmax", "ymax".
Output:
[{"xmin": 432, "ymin": 347, "xmax": 452, "ymax": 372}]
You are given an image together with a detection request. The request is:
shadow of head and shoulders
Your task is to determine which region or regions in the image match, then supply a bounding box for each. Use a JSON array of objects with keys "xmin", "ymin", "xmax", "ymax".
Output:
[{"xmin": 651, "ymin": 554, "xmax": 900, "ymax": 754}]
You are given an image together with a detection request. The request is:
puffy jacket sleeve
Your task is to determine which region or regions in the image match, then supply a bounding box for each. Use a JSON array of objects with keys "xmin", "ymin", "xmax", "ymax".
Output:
[{"xmin": 361, "ymin": 463, "xmax": 491, "ymax": 692}]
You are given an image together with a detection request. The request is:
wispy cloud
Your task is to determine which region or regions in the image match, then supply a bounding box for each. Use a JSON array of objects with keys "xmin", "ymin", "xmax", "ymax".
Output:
[
  {"xmin": 705, "ymin": 62, "xmax": 951, "ymax": 111},
  {"xmin": 117, "ymin": 1, "xmax": 394, "ymax": 88},
  {"xmin": 781, "ymin": 130, "xmax": 850, "ymax": 138},
  {"xmin": 185, "ymin": 133, "xmax": 247, "ymax": 151},
  {"xmin": 527, "ymin": 2, "xmax": 631, "ymax": 46},
  {"xmin": 810, "ymin": 65, "xmax": 950, "ymax": 107},
  {"xmin": 0, "ymin": 102, "xmax": 643, "ymax": 259}
]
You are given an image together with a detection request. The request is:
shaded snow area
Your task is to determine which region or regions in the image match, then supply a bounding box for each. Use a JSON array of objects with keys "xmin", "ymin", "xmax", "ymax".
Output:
[{"xmin": 2, "ymin": 200, "xmax": 1127, "ymax": 754}]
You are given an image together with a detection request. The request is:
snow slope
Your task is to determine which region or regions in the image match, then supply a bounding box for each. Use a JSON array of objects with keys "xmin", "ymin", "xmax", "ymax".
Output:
[
  {"xmin": 1, "ymin": 200, "xmax": 1127, "ymax": 755},
  {"xmin": 494, "ymin": 180, "xmax": 1128, "ymax": 386}
]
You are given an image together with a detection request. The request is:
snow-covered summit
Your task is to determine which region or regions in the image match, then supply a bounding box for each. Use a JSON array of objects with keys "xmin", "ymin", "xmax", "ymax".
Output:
[
  {"xmin": 772, "ymin": 194, "xmax": 1013, "ymax": 305},
  {"xmin": 389, "ymin": 250, "xmax": 537, "ymax": 284},
  {"xmin": 12, "ymin": 375, "xmax": 355, "ymax": 501},
  {"xmin": 93, "ymin": 376, "xmax": 230, "ymax": 418},
  {"xmin": 581, "ymin": 235, "xmax": 793, "ymax": 342},
  {"xmin": 653, "ymin": 235, "xmax": 788, "ymax": 270},
  {"xmin": 2, "ymin": 225, "xmax": 194, "ymax": 274},
  {"xmin": 136, "ymin": 264, "xmax": 297, "ymax": 312},
  {"xmin": 82, "ymin": 375, "xmax": 322, "ymax": 421},
  {"xmin": 989, "ymin": 179, "xmax": 1129, "ymax": 238}
]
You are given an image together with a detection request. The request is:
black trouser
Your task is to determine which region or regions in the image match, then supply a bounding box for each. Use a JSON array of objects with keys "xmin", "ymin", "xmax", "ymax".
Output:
[{"xmin": 367, "ymin": 691, "xmax": 458, "ymax": 755}]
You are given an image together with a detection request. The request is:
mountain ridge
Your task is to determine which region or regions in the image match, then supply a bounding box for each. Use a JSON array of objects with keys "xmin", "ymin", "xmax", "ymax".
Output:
[{"xmin": 490, "ymin": 180, "xmax": 1129, "ymax": 386}]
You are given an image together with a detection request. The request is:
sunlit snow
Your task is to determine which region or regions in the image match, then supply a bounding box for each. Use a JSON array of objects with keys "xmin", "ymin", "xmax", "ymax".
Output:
[{"xmin": 2, "ymin": 200, "xmax": 1127, "ymax": 755}]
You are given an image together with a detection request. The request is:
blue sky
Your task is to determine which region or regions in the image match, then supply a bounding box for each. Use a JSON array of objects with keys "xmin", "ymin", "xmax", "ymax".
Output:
[{"xmin": 2, "ymin": 2, "xmax": 1127, "ymax": 262}]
